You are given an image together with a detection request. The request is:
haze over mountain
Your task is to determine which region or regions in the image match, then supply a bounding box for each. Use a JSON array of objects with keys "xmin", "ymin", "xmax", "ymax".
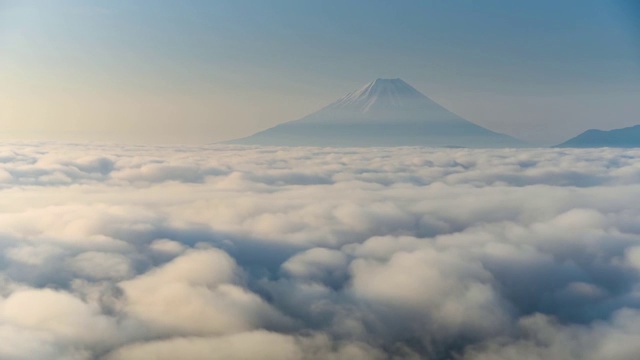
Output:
[
  {"xmin": 556, "ymin": 124, "xmax": 640, "ymax": 148},
  {"xmin": 229, "ymin": 79, "xmax": 526, "ymax": 148}
]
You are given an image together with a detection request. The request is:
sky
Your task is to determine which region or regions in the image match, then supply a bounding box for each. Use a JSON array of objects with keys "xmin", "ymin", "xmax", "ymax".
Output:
[{"xmin": 1, "ymin": 0, "xmax": 640, "ymax": 145}]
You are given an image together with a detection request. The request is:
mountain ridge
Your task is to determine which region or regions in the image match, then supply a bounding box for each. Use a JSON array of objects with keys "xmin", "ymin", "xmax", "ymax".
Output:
[{"xmin": 555, "ymin": 124, "xmax": 640, "ymax": 148}]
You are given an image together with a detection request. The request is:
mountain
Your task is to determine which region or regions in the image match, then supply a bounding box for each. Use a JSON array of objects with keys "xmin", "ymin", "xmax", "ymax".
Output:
[
  {"xmin": 228, "ymin": 78, "xmax": 525, "ymax": 148},
  {"xmin": 556, "ymin": 125, "xmax": 640, "ymax": 148}
]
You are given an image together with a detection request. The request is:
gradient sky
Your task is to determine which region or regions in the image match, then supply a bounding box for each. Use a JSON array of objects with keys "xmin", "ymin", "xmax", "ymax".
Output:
[{"xmin": 1, "ymin": 0, "xmax": 639, "ymax": 145}]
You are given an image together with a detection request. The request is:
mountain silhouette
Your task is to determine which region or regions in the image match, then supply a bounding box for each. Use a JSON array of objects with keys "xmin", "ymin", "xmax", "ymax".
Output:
[
  {"xmin": 229, "ymin": 78, "xmax": 525, "ymax": 147},
  {"xmin": 556, "ymin": 124, "xmax": 640, "ymax": 148}
]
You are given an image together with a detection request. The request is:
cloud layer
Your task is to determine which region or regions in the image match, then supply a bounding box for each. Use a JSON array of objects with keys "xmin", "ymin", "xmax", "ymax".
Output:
[{"xmin": 1, "ymin": 143, "xmax": 640, "ymax": 359}]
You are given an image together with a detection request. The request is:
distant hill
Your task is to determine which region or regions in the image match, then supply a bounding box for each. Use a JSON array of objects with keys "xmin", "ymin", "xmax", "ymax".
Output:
[
  {"xmin": 227, "ymin": 78, "xmax": 525, "ymax": 148},
  {"xmin": 556, "ymin": 125, "xmax": 640, "ymax": 148}
]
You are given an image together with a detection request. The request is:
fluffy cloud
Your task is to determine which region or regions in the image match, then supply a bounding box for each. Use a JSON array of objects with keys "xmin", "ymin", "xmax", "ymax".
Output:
[
  {"xmin": 118, "ymin": 248, "xmax": 292, "ymax": 337},
  {"xmin": 0, "ymin": 143, "xmax": 639, "ymax": 358},
  {"xmin": 106, "ymin": 331, "xmax": 385, "ymax": 360},
  {"xmin": 463, "ymin": 309, "xmax": 640, "ymax": 360}
]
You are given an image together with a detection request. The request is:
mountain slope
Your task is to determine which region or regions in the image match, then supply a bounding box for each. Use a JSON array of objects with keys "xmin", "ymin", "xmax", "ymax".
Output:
[
  {"xmin": 229, "ymin": 78, "xmax": 525, "ymax": 148},
  {"xmin": 556, "ymin": 125, "xmax": 640, "ymax": 148}
]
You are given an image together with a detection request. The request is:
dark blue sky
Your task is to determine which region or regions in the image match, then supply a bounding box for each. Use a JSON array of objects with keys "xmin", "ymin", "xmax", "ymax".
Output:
[{"xmin": 1, "ymin": 0, "xmax": 639, "ymax": 144}]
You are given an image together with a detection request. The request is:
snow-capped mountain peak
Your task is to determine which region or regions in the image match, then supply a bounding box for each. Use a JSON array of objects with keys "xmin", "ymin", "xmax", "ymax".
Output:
[{"xmin": 327, "ymin": 78, "xmax": 427, "ymax": 113}]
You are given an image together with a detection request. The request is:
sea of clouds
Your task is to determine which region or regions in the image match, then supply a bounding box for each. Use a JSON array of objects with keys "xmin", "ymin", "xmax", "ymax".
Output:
[{"xmin": 1, "ymin": 142, "xmax": 640, "ymax": 359}]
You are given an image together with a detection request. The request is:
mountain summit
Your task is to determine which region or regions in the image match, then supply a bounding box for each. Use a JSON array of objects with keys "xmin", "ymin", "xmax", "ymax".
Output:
[
  {"xmin": 229, "ymin": 78, "xmax": 525, "ymax": 147},
  {"xmin": 323, "ymin": 78, "xmax": 431, "ymax": 115}
]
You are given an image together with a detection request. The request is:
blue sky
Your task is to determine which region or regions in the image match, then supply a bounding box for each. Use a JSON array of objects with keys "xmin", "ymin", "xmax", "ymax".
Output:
[{"xmin": 1, "ymin": 0, "xmax": 639, "ymax": 144}]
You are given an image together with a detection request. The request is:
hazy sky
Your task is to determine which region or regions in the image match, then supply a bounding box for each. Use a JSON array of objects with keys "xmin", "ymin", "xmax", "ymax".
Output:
[{"xmin": 2, "ymin": 0, "xmax": 639, "ymax": 145}]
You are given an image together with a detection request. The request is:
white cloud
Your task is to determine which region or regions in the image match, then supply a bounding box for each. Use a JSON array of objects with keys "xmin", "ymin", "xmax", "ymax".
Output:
[
  {"xmin": 106, "ymin": 330, "xmax": 385, "ymax": 360},
  {"xmin": 0, "ymin": 288, "xmax": 121, "ymax": 358},
  {"xmin": 463, "ymin": 309, "xmax": 640, "ymax": 360},
  {"xmin": 349, "ymin": 247, "xmax": 511, "ymax": 340},
  {"xmin": 118, "ymin": 248, "xmax": 292, "ymax": 337},
  {"xmin": 67, "ymin": 251, "xmax": 134, "ymax": 280},
  {"xmin": 281, "ymin": 248, "xmax": 349, "ymax": 283},
  {"xmin": 0, "ymin": 143, "xmax": 639, "ymax": 358},
  {"xmin": 149, "ymin": 238, "xmax": 187, "ymax": 257}
]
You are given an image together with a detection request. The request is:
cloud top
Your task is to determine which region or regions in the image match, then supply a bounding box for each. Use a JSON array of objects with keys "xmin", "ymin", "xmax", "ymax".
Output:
[{"xmin": 0, "ymin": 143, "xmax": 639, "ymax": 359}]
